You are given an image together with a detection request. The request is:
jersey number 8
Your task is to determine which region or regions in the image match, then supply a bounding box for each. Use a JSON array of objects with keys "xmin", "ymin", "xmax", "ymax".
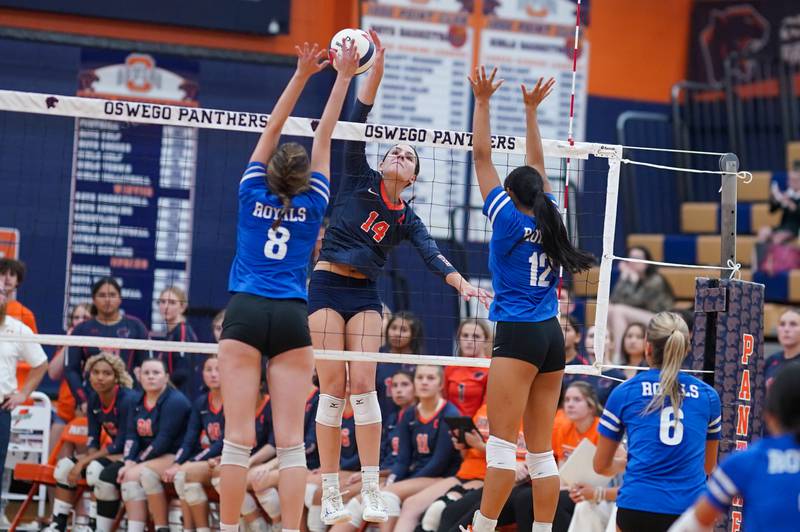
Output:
[
  {"xmin": 659, "ymin": 406, "xmax": 684, "ymax": 446},
  {"xmin": 264, "ymin": 227, "xmax": 291, "ymax": 260}
]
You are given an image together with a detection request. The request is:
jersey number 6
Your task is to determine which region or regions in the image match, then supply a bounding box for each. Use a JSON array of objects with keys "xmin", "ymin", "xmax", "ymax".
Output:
[
  {"xmin": 264, "ymin": 227, "xmax": 291, "ymax": 260},
  {"xmin": 659, "ymin": 406, "xmax": 684, "ymax": 446},
  {"xmin": 361, "ymin": 211, "xmax": 389, "ymax": 243}
]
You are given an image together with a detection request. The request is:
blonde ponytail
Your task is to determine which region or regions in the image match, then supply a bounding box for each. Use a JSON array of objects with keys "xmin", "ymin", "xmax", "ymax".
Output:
[{"xmin": 643, "ymin": 312, "xmax": 690, "ymax": 414}]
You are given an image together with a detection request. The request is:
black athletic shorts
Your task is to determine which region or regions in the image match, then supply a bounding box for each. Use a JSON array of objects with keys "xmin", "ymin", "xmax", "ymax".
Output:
[
  {"xmin": 616, "ymin": 507, "xmax": 680, "ymax": 532},
  {"xmin": 221, "ymin": 292, "xmax": 312, "ymax": 359},
  {"xmin": 492, "ymin": 317, "xmax": 565, "ymax": 373}
]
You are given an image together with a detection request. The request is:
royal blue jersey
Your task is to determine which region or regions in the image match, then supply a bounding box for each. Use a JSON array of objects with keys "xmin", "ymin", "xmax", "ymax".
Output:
[
  {"xmin": 598, "ymin": 369, "xmax": 722, "ymax": 515},
  {"xmin": 65, "ymin": 317, "xmax": 149, "ymax": 405},
  {"xmin": 124, "ymin": 386, "xmax": 191, "ymax": 462},
  {"xmin": 340, "ymin": 412, "xmax": 360, "ymax": 471},
  {"xmin": 175, "ymin": 393, "xmax": 224, "ymax": 464},
  {"xmin": 380, "ymin": 406, "xmax": 408, "ymax": 470},
  {"xmin": 318, "ymin": 99, "xmax": 457, "ymax": 281},
  {"xmin": 482, "ymin": 186, "xmax": 558, "ymax": 323},
  {"xmin": 391, "ymin": 400, "xmax": 462, "ymax": 481},
  {"xmin": 704, "ymin": 434, "xmax": 800, "ymax": 531},
  {"xmin": 151, "ymin": 322, "xmax": 204, "ymax": 401},
  {"xmin": 228, "ymin": 162, "xmax": 329, "ymax": 301},
  {"xmin": 87, "ymin": 386, "xmax": 139, "ymax": 455}
]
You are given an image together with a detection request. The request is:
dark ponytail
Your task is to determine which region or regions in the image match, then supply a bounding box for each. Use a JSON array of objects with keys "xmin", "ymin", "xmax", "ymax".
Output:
[
  {"xmin": 504, "ymin": 166, "xmax": 594, "ymax": 273},
  {"xmin": 266, "ymin": 142, "xmax": 311, "ymax": 230},
  {"xmin": 766, "ymin": 362, "xmax": 800, "ymax": 443}
]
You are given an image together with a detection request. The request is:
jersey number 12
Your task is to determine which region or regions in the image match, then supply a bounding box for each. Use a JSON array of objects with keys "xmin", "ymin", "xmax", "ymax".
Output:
[
  {"xmin": 264, "ymin": 227, "xmax": 291, "ymax": 260},
  {"xmin": 529, "ymin": 251, "xmax": 552, "ymax": 287}
]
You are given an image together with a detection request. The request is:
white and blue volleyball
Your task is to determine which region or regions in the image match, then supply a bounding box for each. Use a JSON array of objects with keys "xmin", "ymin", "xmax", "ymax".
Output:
[{"xmin": 330, "ymin": 28, "xmax": 376, "ymax": 75}]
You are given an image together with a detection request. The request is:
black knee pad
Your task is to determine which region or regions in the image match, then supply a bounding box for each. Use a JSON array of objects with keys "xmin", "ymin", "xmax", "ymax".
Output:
[{"xmin": 97, "ymin": 499, "xmax": 120, "ymax": 519}]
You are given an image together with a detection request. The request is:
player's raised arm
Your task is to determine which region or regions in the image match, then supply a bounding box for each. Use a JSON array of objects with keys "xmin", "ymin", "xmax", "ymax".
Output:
[
  {"xmin": 309, "ymin": 39, "xmax": 359, "ymax": 177},
  {"xmin": 250, "ymin": 42, "xmax": 329, "ymax": 165},
  {"xmin": 521, "ymin": 77, "xmax": 555, "ymax": 192},
  {"xmin": 357, "ymin": 30, "xmax": 385, "ymax": 106},
  {"xmin": 469, "ymin": 66, "xmax": 504, "ymax": 201}
]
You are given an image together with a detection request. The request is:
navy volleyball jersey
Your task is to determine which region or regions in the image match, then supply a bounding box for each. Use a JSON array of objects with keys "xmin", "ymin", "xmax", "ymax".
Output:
[
  {"xmin": 65, "ymin": 317, "xmax": 149, "ymax": 405},
  {"xmin": 255, "ymin": 395, "xmax": 274, "ymax": 449},
  {"xmin": 704, "ymin": 434, "xmax": 799, "ymax": 531},
  {"xmin": 151, "ymin": 322, "xmax": 203, "ymax": 401},
  {"xmin": 228, "ymin": 162, "xmax": 329, "ymax": 300},
  {"xmin": 124, "ymin": 386, "xmax": 191, "ymax": 463},
  {"xmin": 482, "ymin": 186, "xmax": 558, "ymax": 323},
  {"xmin": 391, "ymin": 400, "xmax": 462, "ymax": 481},
  {"xmin": 340, "ymin": 411, "xmax": 360, "ymax": 471},
  {"xmin": 380, "ymin": 405, "xmax": 408, "ymax": 470},
  {"xmin": 598, "ymin": 369, "xmax": 722, "ymax": 515},
  {"xmin": 304, "ymin": 388, "xmax": 321, "ymax": 470},
  {"xmin": 175, "ymin": 393, "xmax": 224, "ymax": 464},
  {"xmin": 86, "ymin": 386, "xmax": 139, "ymax": 454},
  {"xmin": 318, "ymin": 99, "xmax": 457, "ymax": 281}
]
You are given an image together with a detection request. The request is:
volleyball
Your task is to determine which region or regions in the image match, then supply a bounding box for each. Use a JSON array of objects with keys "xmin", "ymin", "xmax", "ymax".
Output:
[{"xmin": 330, "ymin": 28, "xmax": 376, "ymax": 75}]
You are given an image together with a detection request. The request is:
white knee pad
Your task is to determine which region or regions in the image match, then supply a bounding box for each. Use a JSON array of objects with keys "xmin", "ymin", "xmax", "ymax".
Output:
[
  {"xmin": 485, "ymin": 436, "xmax": 518, "ymax": 471},
  {"xmin": 210, "ymin": 476, "xmax": 221, "ymax": 492},
  {"xmin": 350, "ymin": 391, "xmax": 382, "ymax": 426},
  {"xmin": 173, "ymin": 471, "xmax": 186, "ymax": 499},
  {"xmin": 220, "ymin": 439, "xmax": 252, "ymax": 469},
  {"xmin": 85, "ymin": 460, "xmax": 104, "ymax": 487},
  {"xmin": 526, "ymin": 450, "xmax": 559, "ymax": 480},
  {"xmin": 384, "ymin": 491, "xmax": 402, "ymax": 517},
  {"xmin": 257, "ymin": 487, "xmax": 281, "ymax": 519},
  {"xmin": 121, "ymin": 481, "xmax": 146, "ymax": 502},
  {"xmin": 184, "ymin": 482, "xmax": 208, "ymax": 506},
  {"xmin": 94, "ymin": 478, "xmax": 119, "ymax": 501},
  {"xmin": 304, "ymin": 483, "xmax": 318, "ymax": 509},
  {"xmin": 346, "ymin": 498, "xmax": 363, "ymax": 528},
  {"xmin": 241, "ymin": 492, "xmax": 259, "ymax": 515},
  {"xmin": 276, "ymin": 443, "xmax": 306, "ymax": 470},
  {"xmin": 316, "ymin": 394, "xmax": 345, "ymax": 428},
  {"xmin": 421, "ymin": 499, "xmax": 447, "ymax": 532},
  {"xmin": 139, "ymin": 467, "xmax": 164, "ymax": 495},
  {"xmin": 54, "ymin": 457, "xmax": 77, "ymax": 487}
]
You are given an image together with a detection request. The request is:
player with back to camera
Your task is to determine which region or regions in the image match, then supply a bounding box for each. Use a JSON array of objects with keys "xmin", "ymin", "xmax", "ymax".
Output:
[
  {"xmin": 593, "ymin": 311, "xmax": 722, "ymax": 532},
  {"xmin": 216, "ymin": 41, "xmax": 359, "ymax": 532},
  {"xmin": 669, "ymin": 362, "xmax": 800, "ymax": 532},
  {"xmin": 309, "ymin": 29, "xmax": 490, "ymax": 526},
  {"xmin": 467, "ymin": 66, "xmax": 594, "ymax": 532}
]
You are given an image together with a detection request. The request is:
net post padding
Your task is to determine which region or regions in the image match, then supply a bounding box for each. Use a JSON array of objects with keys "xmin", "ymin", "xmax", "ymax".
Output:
[{"xmin": 689, "ymin": 277, "xmax": 765, "ymax": 530}]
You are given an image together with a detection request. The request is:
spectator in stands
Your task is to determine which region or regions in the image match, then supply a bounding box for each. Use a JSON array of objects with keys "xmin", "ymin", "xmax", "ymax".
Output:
[
  {"xmin": 0, "ymin": 274, "xmax": 47, "ymax": 518},
  {"xmin": 211, "ymin": 309, "xmax": 225, "ymax": 342},
  {"xmin": 765, "ymin": 308, "xmax": 800, "ymax": 386},
  {"xmin": 581, "ymin": 326, "xmax": 625, "ymax": 405},
  {"xmin": 562, "ymin": 315, "xmax": 591, "ymax": 390},
  {"xmin": 443, "ymin": 318, "xmax": 492, "ymax": 417},
  {"xmin": 607, "ymin": 247, "xmax": 674, "ymax": 354},
  {"xmin": 756, "ymin": 164, "xmax": 800, "ymax": 274},
  {"xmin": 152, "ymin": 286, "xmax": 201, "ymax": 400},
  {"xmin": 65, "ymin": 277, "xmax": 149, "ymax": 413},
  {"xmin": 619, "ymin": 323, "xmax": 648, "ymax": 380},
  {"xmin": 552, "ymin": 382, "xmax": 601, "ymax": 465},
  {"xmin": 46, "ymin": 352, "xmax": 136, "ymax": 532},
  {"xmin": 1, "ymin": 258, "xmax": 39, "ymax": 394},
  {"xmin": 376, "ymin": 311, "xmax": 423, "ymax": 420}
]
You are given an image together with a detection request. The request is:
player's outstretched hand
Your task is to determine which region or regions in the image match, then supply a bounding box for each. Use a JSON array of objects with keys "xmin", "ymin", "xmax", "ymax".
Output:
[
  {"xmin": 295, "ymin": 42, "xmax": 329, "ymax": 79},
  {"xmin": 469, "ymin": 65, "xmax": 504, "ymax": 102},
  {"xmin": 369, "ymin": 29, "xmax": 386, "ymax": 70},
  {"xmin": 521, "ymin": 77, "xmax": 555, "ymax": 110},
  {"xmin": 458, "ymin": 280, "xmax": 493, "ymax": 310},
  {"xmin": 333, "ymin": 38, "xmax": 359, "ymax": 79}
]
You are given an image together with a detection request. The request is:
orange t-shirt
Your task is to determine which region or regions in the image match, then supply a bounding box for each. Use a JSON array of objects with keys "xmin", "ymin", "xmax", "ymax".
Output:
[
  {"xmin": 8, "ymin": 300, "xmax": 38, "ymax": 387},
  {"xmin": 455, "ymin": 404, "xmax": 526, "ymax": 480},
  {"xmin": 443, "ymin": 365, "xmax": 488, "ymax": 417},
  {"xmin": 551, "ymin": 416, "xmax": 600, "ymax": 464}
]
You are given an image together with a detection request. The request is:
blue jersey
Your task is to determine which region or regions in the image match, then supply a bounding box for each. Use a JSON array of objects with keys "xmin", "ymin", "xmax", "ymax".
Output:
[
  {"xmin": 482, "ymin": 186, "xmax": 558, "ymax": 322},
  {"xmin": 228, "ymin": 162, "xmax": 329, "ymax": 301},
  {"xmin": 598, "ymin": 369, "xmax": 722, "ymax": 515},
  {"xmin": 340, "ymin": 412, "xmax": 360, "ymax": 471},
  {"xmin": 151, "ymin": 322, "xmax": 203, "ymax": 401},
  {"xmin": 65, "ymin": 317, "xmax": 149, "ymax": 405},
  {"xmin": 124, "ymin": 386, "xmax": 191, "ymax": 462},
  {"xmin": 704, "ymin": 434, "xmax": 800, "ymax": 531},
  {"xmin": 391, "ymin": 400, "xmax": 462, "ymax": 481},
  {"xmin": 380, "ymin": 406, "xmax": 408, "ymax": 470},
  {"xmin": 87, "ymin": 386, "xmax": 139, "ymax": 455},
  {"xmin": 318, "ymin": 99, "xmax": 457, "ymax": 281},
  {"xmin": 175, "ymin": 393, "xmax": 224, "ymax": 464}
]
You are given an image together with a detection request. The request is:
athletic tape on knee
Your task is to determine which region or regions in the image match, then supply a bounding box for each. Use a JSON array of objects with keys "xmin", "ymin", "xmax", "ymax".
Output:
[
  {"xmin": 276, "ymin": 442, "xmax": 306, "ymax": 470},
  {"xmin": 346, "ymin": 498, "xmax": 363, "ymax": 528},
  {"xmin": 220, "ymin": 439, "xmax": 252, "ymax": 468},
  {"xmin": 485, "ymin": 436, "xmax": 518, "ymax": 471},
  {"xmin": 383, "ymin": 491, "xmax": 402, "ymax": 517},
  {"xmin": 173, "ymin": 471, "xmax": 186, "ymax": 499},
  {"xmin": 86, "ymin": 460, "xmax": 104, "ymax": 487},
  {"xmin": 421, "ymin": 499, "xmax": 447, "ymax": 532},
  {"xmin": 257, "ymin": 487, "xmax": 281, "ymax": 519},
  {"xmin": 316, "ymin": 394, "xmax": 345, "ymax": 427},
  {"xmin": 350, "ymin": 391, "xmax": 382, "ymax": 426},
  {"xmin": 140, "ymin": 467, "xmax": 164, "ymax": 495},
  {"xmin": 241, "ymin": 492, "xmax": 259, "ymax": 515},
  {"xmin": 121, "ymin": 480, "xmax": 146, "ymax": 502},
  {"xmin": 94, "ymin": 478, "xmax": 120, "ymax": 501},
  {"xmin": 304, "ymin": 483, "xmax": 318, "ymax": 509},
  {"xmin": 54, "ymin": 457, "xmax": 77, "ymax": 487},
  {"xmin": 525, "ymin": 450, "xmax": 559, "ymax": 480},
  {"xmin": 184, "ymin": 482, "xmax": 208, "ymax": 506}
]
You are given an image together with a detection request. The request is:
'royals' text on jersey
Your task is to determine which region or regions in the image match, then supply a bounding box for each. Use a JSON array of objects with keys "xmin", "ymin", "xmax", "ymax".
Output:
[
  {"xmin": 599, "ymin": 369, "xmax": 722, "ymax": 515},
  {"xmin": 228, "ymin": 162, "xmax": 329, "ymax": 300},
  {"xmin": 483, "ymin": 186, "xmax": 558, "ymax": 323},
  {"xmin": 704, "ymin": 433, "xmax": 799, "ymax": 531}
]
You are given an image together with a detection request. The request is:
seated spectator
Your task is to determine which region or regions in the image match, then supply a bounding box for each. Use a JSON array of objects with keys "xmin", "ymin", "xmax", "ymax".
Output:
[
  {"xmin": 443, "ymin": 318, "xmax": 492, "ymax": 416},
  {"xmin": 562, "ymin": 315, "xmax": 591, "ymax": 390},
  {"xmin": 765, "ymin": 308, "xmax": 800, "ymax": 386},
  {"xmin": 211, "ymin": 309, "xmax": 225, "ymax": 343},
  {"xmin": 756, "ymin": 164, "xmax": 800, "ymax": 274},
  {"xmin": 552, "ymin": 382, "xmax": 601, "ymax": 465},
  {"xmin": 152, "ymin": 286, "xmax": 201, "ymax": 400},
  {"xmin": 376, "ymin": 311, "xmax": 423, "ymax": 419},
  {"xmin": 619, "ymin": 323, "xmax": 648, "ymax": 380},
  {"xmin": 580, "ymin": 326, "xmax": 625, "ymax": 405},
  {"xmin": 607, "ymin": 247, "xmax": 674, "ymax": 355}
]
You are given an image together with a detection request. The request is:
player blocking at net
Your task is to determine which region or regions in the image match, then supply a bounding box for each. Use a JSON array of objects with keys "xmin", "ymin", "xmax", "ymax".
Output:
[
  {"xmin": 467, "ymin": 66, "xmax": 594, "ymax": 532},
  {"xmin": 216, "ymin": 41, "xmax": 359, "ymax": 532},
  {"xmin": 308, "ymin": 30, "xmax": 490, "ymax": 525}
]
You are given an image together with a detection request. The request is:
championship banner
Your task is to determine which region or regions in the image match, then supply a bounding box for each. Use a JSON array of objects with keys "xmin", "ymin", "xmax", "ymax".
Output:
[{"xmin": 64, "ymin": 51, "xmax": 199, "ymax": 333}]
